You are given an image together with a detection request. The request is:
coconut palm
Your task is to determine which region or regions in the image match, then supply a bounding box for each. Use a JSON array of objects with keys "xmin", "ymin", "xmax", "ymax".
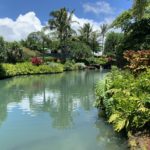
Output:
[
  {"xmin": 100, "ymin": 24, "xmax": 108, "ymax": 54},
  {"xmin": 79, "ymin": 23, "xmax": 93, "ymax": 45},
  {"xmin": 47, "ymin": 7, "xmax": 76, "ymax": 51},
  {"xmin": 90, "ymin": 31, "xmax": 100, "ymax": 52}
]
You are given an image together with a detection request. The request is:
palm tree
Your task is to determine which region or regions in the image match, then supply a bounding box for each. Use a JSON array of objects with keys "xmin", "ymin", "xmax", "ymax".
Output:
[
  {"xmin": 79, "ymin": 23, "xmax": 93, "ymax": 45},
  {"xmin": 100, "ymin": 24, "xmax": 108, "ymax": 54},
  {"xmin": 47, "ymin": 7, "xmax": 75, "ymax": 51},
  {"xmin": 90, "ymin": 31, "xmax": 100, "ymax": 52},
  {"xmin": 132, "ymin": 0, "xmax": 149, "ymax": 21}
]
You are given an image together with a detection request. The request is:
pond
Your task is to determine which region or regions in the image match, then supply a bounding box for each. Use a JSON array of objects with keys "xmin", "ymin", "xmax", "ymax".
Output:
[{"xmin": 0, "ymin": 70, "xmax": 128, "ymax": 150}]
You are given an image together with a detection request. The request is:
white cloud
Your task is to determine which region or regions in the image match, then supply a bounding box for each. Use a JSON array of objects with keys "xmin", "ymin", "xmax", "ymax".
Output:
[
  {"xmin": 83, "ymin": 1, "xmax": 114, "ymax": 15},
  {"xmin": 0, "ymin": 11, "xmax": 116, "ymax": 41},
  {"xmin": 71, "ymin": 14, "xmax": 114, "ymax": 32},
  {"xmin": 0, "ymin": 12, "xmax": 43, "ymax": 41}
]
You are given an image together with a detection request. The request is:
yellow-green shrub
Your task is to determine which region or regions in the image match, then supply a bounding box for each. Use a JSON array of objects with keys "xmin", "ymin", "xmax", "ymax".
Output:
[
  {"xmin": 0, "ymin": 62, "xmax": 64, "ymax": 78},
  {"xmin": 95, "ymin": 67, "xmax": 150, "ymax": 132}
]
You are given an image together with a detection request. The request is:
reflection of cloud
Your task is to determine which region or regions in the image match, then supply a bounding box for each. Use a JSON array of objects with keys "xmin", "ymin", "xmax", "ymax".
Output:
[
  {"xmin": 7, "ymin": 98, "xmax": 33, "ymax": 115},
  {"xmin": 7, "ymin": 88, "xmax": 91, "ymax": 117},
  {"xmin": 7, "ymin": 90, "xmax": 61, "ymax": 115}
]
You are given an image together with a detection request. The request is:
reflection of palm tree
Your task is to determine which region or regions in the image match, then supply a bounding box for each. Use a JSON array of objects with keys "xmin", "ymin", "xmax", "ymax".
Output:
[
  {"xmin": 0, "ymin": 101, "xmax": 7, "ymax": 126},
  {"xmin": 42, "ymin": 96, "xmax": 73, "ymax": 129},
  {"xmin": 0, "ymin": 70, "xmax": 104, "ymax": 129}
]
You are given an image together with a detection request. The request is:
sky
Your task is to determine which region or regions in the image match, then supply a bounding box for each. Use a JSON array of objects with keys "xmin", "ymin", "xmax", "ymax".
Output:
[{"xmin": 0, "ymin": 0, "xmax": 132, "ymax": 41}]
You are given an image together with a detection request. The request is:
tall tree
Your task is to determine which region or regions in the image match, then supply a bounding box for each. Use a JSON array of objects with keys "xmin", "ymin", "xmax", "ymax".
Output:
[
  {"xmin": 111, "ymin": 0, "xmax": 150, "ymax": 31},
  {"xmin": 79, "ymin": 23, "xmax": 93, "ymax": 45},
  {"xmin": 100, "ymin": 24, "xmax": 108, "ymax": 54},
  {"xmin": 0, "ymin": 37, "xmax": 7, "ymax": 62},
  {"xmin": 47, "ymin": 7, "xmax": 75, "ymax": 51},
  {"xmin": 90, "ymin": 31, "xmax": 100, "ymax": 52},
  {"xmin": 132, "ymin": 0, "xmax": 149, "ymax": 21},
  {"xmin": 24, "ymin": 30, "xmax": 51, "ymax": 51},
  {"xmin": 104, "ymin": 32, "xmax": 124, "ymax": 55}
]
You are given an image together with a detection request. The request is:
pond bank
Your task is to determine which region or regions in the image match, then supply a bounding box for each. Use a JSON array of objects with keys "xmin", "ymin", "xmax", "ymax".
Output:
[
  {"xmin": 95, "ymin": 67, "xmax": 150, "ymax": 150},
  {"xmin": 128, "ymin": 131, "xmax": 150, "ymax": 150},
  {"xmin": 0, "ymin": 62, "xmax": 106, "ymax": 80}
]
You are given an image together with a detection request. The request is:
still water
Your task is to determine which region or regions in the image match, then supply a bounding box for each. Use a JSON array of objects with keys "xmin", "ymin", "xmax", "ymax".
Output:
[{"xmin": 0, "ymin": 70, "xmax": 128, "ymax": 150}]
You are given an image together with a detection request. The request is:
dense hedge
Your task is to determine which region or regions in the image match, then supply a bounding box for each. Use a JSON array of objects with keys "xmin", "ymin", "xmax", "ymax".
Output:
[
  {"xmin": 0, "ymin": 62, "xmax": 64, "ymax": 79},
  {"xmin": 0, "ymin": 61, "xmax": 87, "ymax": 79},
  {"xmin": 95, "ymin": 67, "xmax": 150, "ymax": 132}
]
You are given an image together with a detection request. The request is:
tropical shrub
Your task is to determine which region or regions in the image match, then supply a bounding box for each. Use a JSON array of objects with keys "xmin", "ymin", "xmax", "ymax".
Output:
[
  {"xmin": 31, "ymin": 57, "xmax": 43, "ymax": 66},
  {"xmin": 0, "ymin": 39, "xmax": 23, "ymax": 63},
  {"xmin": 0, "ymin": 62, "xmax": 64, "ymax": 79},
  {"xmin": 95, "ymin": 67, "xmax": 150, "ymax": 132},
  {"xmin": 68, "ymin": 41, "xmax": 91, "ymax": 60},
  {"xmin": 86, "ymin": 56, "xmax": 112, "ymax": 65},
  {"xmin": 64, "ymin": 60, "xmax": 75, "ymax": 71},
  {"xmin": 6, "ymin": 42, "xmax": 24, "ymax": 63},
  {"xmin": 124, "ymin": 50, "xmax": 150, "ymax": 73},
  {"xmin": 104, "ymin": 32, "xmax": 124, "ymax": 55},
  {"xmin": 74, "ymin": 63, "xmax": 86, "ymax": 70}
]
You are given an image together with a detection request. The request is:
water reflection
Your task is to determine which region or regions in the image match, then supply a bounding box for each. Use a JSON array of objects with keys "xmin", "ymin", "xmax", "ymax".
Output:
[
  {"xmin": 0, "ymin": 70, "xmax": 103, "ymax": 128},
  {"xmin": 0, "ymin": 70, "xmax": 128, "ymax": 150}
]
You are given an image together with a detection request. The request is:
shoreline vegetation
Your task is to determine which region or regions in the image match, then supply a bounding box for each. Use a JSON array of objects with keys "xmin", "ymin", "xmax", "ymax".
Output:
[
  {"xmin": 0, "ymin": 60, "xmax": 109, "ymax": 80},
  {"xmin": 95, "ymin": 51, "xmax": 150, "ymax": 150}
]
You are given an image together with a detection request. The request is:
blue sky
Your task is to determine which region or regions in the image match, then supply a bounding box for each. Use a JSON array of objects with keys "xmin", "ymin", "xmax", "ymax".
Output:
[{"xmin": 0, "ymin": 0, "xmax": 132, "ymax": 41}]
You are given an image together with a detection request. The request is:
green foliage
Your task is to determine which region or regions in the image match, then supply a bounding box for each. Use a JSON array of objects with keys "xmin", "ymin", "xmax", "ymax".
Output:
[
  {"xmin": 100, "ymin": 24, "xmax": 109, "ymax": 53},
  {"xmin": 95, "ymin": 67, "xmax": 150, "ymax": 132},
  {"xmin": 49, "ymin": 40, "xmax": 60, "ymax": 52},
  {"xmin": 122, "ymin": 19, "xmax": 150, "ymax": 50},
  {"xmin": 68, "ymin": 41, "xmax": 91, "ymax": 60},
  {"xmin": 64, "ymin": 60, "xmax": 75, "ymax": 71},
  {"xmin": 79, "ymin": 23, "xmax": 93, "ymax": 45},
  {"xmin": 78, "ymin": 23, "xmax": 100, "ymax": 52},
  {"xmin": 89, "ymin": 32, "xmax": 100, "ymax": 52},
  {"xmin": 0, "ymin": 38, "xmax": 23, "ymax": 63},
  {"xmin": 104, "ymin": 32, "xmax": 124, "ymax": 55},
  {"xmin": 86, "ymin": 57, "xmax": 109, "ymax": 65},
  {"xmin": 110, "ymin": 1, "xmax": 150, "ymax": 67},
  {"xmin": 0, "ymin": 37, "xmax": 7, "ymax": 62},
  {"xmin": 23, "ymin": 31, "xmax": 51, "ymax": 51},
  {"xmin": 22, "ymin": 47, "xmax": 41, "ymax": 60},
  {"xmin": 47, "ymin": 7, "xmax": 76, "ymax": 50},
  {"xmin": 0, "ymin": 62, "xmax": 64, "ymax": 79},
  {"xmin": 64, "ymin": 60, "xmax": 86, "ymax": 71},
  {"xmin": 112, "ymin": 19, "xmax": 150, "ymax": 67},
  {"xmin": 111, "ymin": 10, "xmax": 133, "ymax": 31},
  {"xmin": 74, "ymin": 63, "xmax": 86, "ymax": 70},
  {"xmin": 132, "ymin": 0, "xmax": 150, "ymax": 21},
  {"xmin": 6, "ymin": 41, "xmax": 24, "ymax": 63}
]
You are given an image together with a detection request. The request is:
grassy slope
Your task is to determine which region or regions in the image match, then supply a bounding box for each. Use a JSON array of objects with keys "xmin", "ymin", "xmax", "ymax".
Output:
[{"xmin": 22, "ymin": 47, "xmax": 42, "ymax": 58}]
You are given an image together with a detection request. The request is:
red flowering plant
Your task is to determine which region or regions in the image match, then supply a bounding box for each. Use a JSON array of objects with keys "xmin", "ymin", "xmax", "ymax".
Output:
[
  {"xmin": 31, "ymin": 57, "xmax": 43, "ymax": 66},
  {"xmin": 123, "ymin": 50, "xmax": 150, "ymax": 73}
]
